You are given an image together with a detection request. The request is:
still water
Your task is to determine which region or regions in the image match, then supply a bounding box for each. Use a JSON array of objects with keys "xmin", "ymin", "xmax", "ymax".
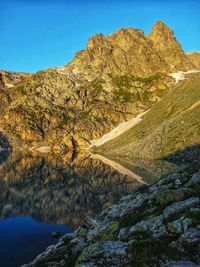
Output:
[
  {"xmin": 0, "ymin": 216, "xmax": 71, "ymax": 267},
  {"xmin": 0, "ymin": 150, "xmax": 177, "ymax": 266}
]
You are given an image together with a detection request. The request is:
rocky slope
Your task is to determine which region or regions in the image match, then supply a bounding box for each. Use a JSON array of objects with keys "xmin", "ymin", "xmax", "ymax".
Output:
[
  {"xmin": 22, "ymin": 160, "xmax": 200, "ymax": 267},
  {"xmin": 95, "ymin": 73, "xmax": 200, "ymax": 160},
  {"xmin": 0, "ymin": 21, "xmax": 196, "ymax": 152},
  {"xmin": 187, "ymin": 52, "xmax": 200, "ymax": 69}
]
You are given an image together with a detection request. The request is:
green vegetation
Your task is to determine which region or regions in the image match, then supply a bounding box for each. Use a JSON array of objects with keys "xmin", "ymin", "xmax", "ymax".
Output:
[
  {"xmin": 90, "ymin": 79, "xmax": 106, "ymax": 95},
  {"xmin": 115, "ymin": 87, "xmax": 133, "ymax": 102},
  {"xmin": 16, "ymin": 85, "xmax": 26, "ymax": 95},
  {"xmin": 111, "ymin": 74, "xmax": 163, "ymax": 103},
  {"xmin": 60, "ymin": 114, "xmax": 71, "ymax": 126}
]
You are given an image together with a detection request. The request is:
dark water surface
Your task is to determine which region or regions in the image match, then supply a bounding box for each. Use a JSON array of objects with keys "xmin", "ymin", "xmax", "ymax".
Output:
[
  {"xmin": 0, "ymin": 216, "xmax": 71, "ymax": 267},
  {"xmin": 0, "ymin": 150, "xmax": 178, "ymax": 267}
]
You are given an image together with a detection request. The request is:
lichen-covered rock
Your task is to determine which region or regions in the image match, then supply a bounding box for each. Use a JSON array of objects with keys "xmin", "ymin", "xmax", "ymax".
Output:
[
  {"xmin": 164, "ymin": 261, "xmax": 199, "ymax": 267},
  {"xmin": 75, "ymin": 241, "xmax": 132, "ymax": 267},
  {"xmin": 163, "ymin": 197, "xmax": 200, "ymax": 220}
]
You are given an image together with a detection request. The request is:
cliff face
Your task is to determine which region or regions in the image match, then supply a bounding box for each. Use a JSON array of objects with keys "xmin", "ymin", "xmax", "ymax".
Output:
[{"xmin": 0, "ymin": 21, "xmax": 196, "ymax": 152}]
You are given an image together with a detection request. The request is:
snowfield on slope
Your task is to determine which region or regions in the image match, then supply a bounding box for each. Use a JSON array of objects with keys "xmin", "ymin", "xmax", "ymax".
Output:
[
  {"xmin": 169, "ymin": 70, "xmax": 200, "ymax": 84},
  {"xmin": 89, "ymin": 110, "xmax": 149, "ymax": 147}
]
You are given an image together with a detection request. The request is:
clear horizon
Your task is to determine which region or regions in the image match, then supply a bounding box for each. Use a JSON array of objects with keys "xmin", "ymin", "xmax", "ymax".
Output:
[{"xmin": 1, "ymin": 0, "xmax": 200, "ymax": 73}]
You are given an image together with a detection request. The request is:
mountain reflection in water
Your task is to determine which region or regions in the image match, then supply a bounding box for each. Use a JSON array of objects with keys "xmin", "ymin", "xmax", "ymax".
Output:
[
  {"xmin": 0, "ymin": 151, "xmax": 138, "ymax": 228},
  {"xmin": 0, "ymin": 150, "xmax": 178, "ymax": 228}
]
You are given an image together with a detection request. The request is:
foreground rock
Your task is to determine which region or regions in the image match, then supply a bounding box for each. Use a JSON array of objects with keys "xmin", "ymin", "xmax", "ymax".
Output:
[{"xmin": 22, "ymin": 163, "xmax": 200, "ymax": 266}]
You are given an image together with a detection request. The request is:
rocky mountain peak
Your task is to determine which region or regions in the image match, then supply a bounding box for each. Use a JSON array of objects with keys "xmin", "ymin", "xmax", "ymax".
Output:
[
  {"xmin": 149, "ymin": 20, "xmax": 180, "ymax": 50},
  {"xmin": 150, "ymin": 20, "xmax": 172, "ymax": 33},
  {"xmin": 86, "ymin": 33, "xmax": 108, "ymax": 50},
  {"xmin": 67, "ymin": 24, "xmax": 175, "ymax": 79},
  {"xmin": 148, "ymin": 20, "xmax": 195, "ymax": 70}
]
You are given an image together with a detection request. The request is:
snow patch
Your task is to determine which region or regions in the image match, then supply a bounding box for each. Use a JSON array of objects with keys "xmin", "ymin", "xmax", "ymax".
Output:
[
  {"xmin": 169, "ymin": 70, "xmax": 200, "ymax": 84},
  {"xmin": 5, "ymin": 83, "xmax": 14, "ymax": 88},
  {"xmin": 35, "ymin": 146, "xmax": 51, "ymax": 153},
  {"xmin": 89, "ymin": 110, "xmax": 149, "ymax": 147}
]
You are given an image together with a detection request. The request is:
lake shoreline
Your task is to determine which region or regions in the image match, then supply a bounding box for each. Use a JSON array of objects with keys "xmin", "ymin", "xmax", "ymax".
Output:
[{"xmin": 22, "ymin": 161, "xmax": 200, "ymax": 267}]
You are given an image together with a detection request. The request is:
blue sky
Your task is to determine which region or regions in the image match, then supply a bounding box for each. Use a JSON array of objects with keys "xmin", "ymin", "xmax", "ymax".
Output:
[{"xmin": 1, "ymin": 0, "xmax": 200, "ymax": 73}]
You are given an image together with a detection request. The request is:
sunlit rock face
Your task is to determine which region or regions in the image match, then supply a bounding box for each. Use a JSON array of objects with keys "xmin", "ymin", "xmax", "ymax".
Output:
[
  {"xmin": 148, "ymin": 21, "xmax": 195, "ymax": 71},
  {"xmin": 0, "ymin": 21, "xmax": 195, "ymax": 151}
]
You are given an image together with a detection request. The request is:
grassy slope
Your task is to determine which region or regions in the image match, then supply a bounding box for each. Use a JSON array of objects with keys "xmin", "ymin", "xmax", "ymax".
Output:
[{"xmin": 95, "ymin": 74, "xmax": 200, "ymax": 159}]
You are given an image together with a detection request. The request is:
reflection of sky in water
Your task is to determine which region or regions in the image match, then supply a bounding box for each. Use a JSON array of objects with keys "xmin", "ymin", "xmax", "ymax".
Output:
[{"xmin": 0, "ymin": 216, "xmax": 72, "ymax": 267}]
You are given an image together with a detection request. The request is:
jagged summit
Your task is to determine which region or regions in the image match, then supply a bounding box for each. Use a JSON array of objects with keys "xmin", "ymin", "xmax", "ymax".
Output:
[
  {"xmin": 67, "ymin": 24, "xmax": 172, "ymax": 80},
  {"xmin": 148, "ymin": 20, "xmax": 195, "ymax": 70},
  {"xmin": 150, "ymin": 20, "xmax": 171, "ymax": 32},
  {"xmin": 67, "ymin": 20, "xmax": 196, "ymax": 80}
]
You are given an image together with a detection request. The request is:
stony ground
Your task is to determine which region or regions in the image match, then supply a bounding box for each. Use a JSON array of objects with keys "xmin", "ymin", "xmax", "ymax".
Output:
[{"xmin": 23, "ymin": 162, "xmax": 200, "ymax": 267}]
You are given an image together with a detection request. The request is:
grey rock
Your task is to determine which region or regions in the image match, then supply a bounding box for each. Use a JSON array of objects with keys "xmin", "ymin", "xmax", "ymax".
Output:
[
  {"xmin": 119, "ymin": 215, "xmax": 165, "ymax": 241},
  {"xmin": 167, "ymin": 217, "xmax": 193, "ymax": 234},
  {"xmin": 175, "ymin": 178, "xmax": 182, "ymax": 187},
  {"xmin": 167, "ymin": 219, "xmax": 183, "ymax": 234},
  {"xmin": 99, "ymin": 193, "xmax": 147, "ymax": 221},
  {"xmin": 70, "ymin": 237, "xmax": 87, "ymax": 255},
  {"xmin": 181, "ymin": 227, "xmax": 200, "ymax": 245},
  {"xmin": 163, "ymin": 197, "xmax": 200, "ymax": 220},
  {"xmin": 182, "ymin": 218, "xmax": 193, "ymax": 232},
  {"xmin": 75, "ymin": 241, "xmax": 132, "ymax": 267},
  {"xmin": 51, "ymin": 230, "xmax": 61, "ymax": 238},
  {"xmin": 164, "ymin": 261, "xmax": 199, "ymax": 267},
  {"xmin": 186, "ymin": 172, "xmax": 200, "ymax": 187}
]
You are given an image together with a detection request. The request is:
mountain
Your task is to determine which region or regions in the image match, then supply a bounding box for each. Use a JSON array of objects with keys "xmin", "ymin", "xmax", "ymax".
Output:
[
  {"xmin": 95, "ymin": 73, "xmax": 200, "ymax": 160},
  {"xmin": 187, "ymin": 52, "xmax": 200, "ymax": 69},
  {"xmin": 0, "ymin": 21, "xmax": 197, "ymax": 152},
  {"xmin": 148, "ymin": 21, "xmax": 195, "ymax": 70}
]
